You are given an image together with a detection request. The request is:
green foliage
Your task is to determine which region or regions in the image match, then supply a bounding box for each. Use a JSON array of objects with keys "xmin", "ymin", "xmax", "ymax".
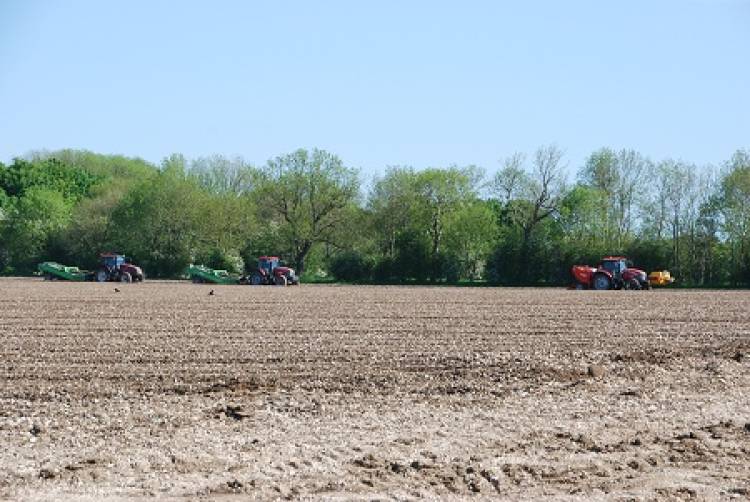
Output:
[
  {"xmin": 109, "ymin": 164, "xmax": 205, "ymax": 277},
  {"xmin": 253, "ymin": 148, "xmax": 359, "ymax": 274},
  {"xmin": 26, "ymin": 149, "xmax": 156, "ymax": 180},
  {"xmin": 394, "ymin": 229, "xmax": 431, "ymax": 281},
  {"xmin": 328, "ymin": 251, "xmax": 374, "ymax": 282},
  {"xmin": 0, "ymin": 186, "xmax": 9, "ymax": 213},
  {"xmin": 624, "ymin": 239, "xmax": 672, "ymax": 276},
  {"xmin": 368, "ymin": 165, "xmax": 484, "ymax": 281},
  {"xmin": 443, "ymin": 200, "xmax": 497, "ymax": 279},
  {"xmin": 188, "ymin": 155, "xmax": 257, "ymax": 194},
  {"xmin": 1, "ymin": 146, "xmax": 749, "ymax": 287},
  {"xmin": 197, "ymin": 247, "xmax": 245, "ymax": 274},
  {"xmin": 1, "ymin": 187, "xmax": 72, "ymax": 272},
  {"xmin": 0, "ymin": 158, "xmax": 102, "ymax": 200}
]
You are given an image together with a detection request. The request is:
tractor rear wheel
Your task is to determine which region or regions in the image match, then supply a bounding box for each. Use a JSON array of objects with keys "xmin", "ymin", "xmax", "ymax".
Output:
[
  {"xmin": 593, "ymin": 274, "xmax": 611, "ymax": 290},
  {"xmin": 250, "ymin": 274, "xmax": 263, "ymax": 286},
  {"xmin": 95, "ymin": 270, "xmax": 108, "ymax": 282},
  {"xmin": 275, "ymin": 275, "xmax": 288, "ymax": 286},
  {"xmin": 120, "ymin": 272, "xmax": 132, "ymax": 283}
]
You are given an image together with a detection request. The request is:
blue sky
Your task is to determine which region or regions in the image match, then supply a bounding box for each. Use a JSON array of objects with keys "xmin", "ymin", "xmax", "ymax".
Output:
[{"xmin": 1, "ymin": 1, "xmax": 748, "ymax": 178}]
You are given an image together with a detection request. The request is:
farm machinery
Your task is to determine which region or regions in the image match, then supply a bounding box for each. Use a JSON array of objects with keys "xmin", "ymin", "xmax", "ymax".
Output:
[
  {"xmin": 247, "ymin": 256, "xmax": 299, "ymax": 286},
  {"xmin": 186, "ymin": 256, "xmax": 299, "ymax": 286},
  {"xmin": 38, "ymin": 253, "xmax": 145, "ymax": 283},
  {"xmin": 647, "ymin": 270, "xmax": 675, "ymax": 287},
  {"xmin": 187, "ymin": 264, "xmax": 241, "ymax": 284},
  {"xmin": 96, "ymin": 253, "xmax": 144, "ymax": 283},
  {"xmin": 572, "ymin": 256, "xmax": 662, "ymax": 290},
  {"xmin": 38, "ymin": 262, "xmax": 90, "ymax": 281}
]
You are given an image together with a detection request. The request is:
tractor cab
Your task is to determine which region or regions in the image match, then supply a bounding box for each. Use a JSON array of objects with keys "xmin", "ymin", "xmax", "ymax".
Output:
[
  {"xmin": 599, "ymin": 257, "xmax": 627, "ymax": 279},
  {"xmin": 101, "ymin": 253, "xmax": 126, "ymax": 271},
  {"xmin": 258, "ymin": 256, "xmax": 280, "ymax": 276}
]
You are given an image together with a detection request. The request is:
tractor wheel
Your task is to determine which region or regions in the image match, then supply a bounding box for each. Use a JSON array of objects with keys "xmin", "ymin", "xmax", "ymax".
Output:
[
  {"xmin": 575, "ymin": 283, "xmax": 584, "ymax": 290},
  {"xmin": 592, "ymin": 274, "xmax": 611, "ymax": 290},
  {"xmin": 628, "ymin": 278, "xmax": 642, "ymax": 290},
  {"xmin": 250, "ymin": 274, "xmax": 263, "ymax": 286},
  {"xmin": 95, "ymin": 269, "xmax": 108, "ymax": 282},
  {"xmin": 275, "ymin": 275, "xmax": 288, "ymax": 286},
  {"xmin": 120, "ymin": 272, "xmax": 132, "ymax": 283}
]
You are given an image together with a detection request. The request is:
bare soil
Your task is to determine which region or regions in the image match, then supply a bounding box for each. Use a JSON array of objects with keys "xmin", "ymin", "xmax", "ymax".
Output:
[{"xmin": 0, "ymin": 279, "xmax": 748, "ymax": 501}]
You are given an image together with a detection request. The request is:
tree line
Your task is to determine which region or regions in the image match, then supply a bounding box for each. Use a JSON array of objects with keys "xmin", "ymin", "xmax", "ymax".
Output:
[{"xmin": 0, "ymin": 146, "xmax": 748, "ymax": 286}]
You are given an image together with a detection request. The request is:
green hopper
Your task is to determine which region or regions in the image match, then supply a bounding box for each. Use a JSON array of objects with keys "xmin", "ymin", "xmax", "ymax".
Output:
[
  {"xmin": 38, "ymin": 262, "xmax": 93, "ymax": 281},
  {"xmin": 186, "ymin": 264, "xmax": 241, "ymax": 285}
]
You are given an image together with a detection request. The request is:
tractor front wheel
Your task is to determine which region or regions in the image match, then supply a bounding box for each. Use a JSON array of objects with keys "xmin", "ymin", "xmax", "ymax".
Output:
[
  {"xmin": 628, "ymin": 278, "xmax": 642, "ymax": 290},
  {"xmin": 593, "ymin": 274, "xmax": 611, "ymax": 290},
  {"xmin": 120, "ymin": 272, "xmax": 132, "ymax": 283},
  {"xmin": 275, "ymin": 275, "xmax": 288, "ymax": 286}
]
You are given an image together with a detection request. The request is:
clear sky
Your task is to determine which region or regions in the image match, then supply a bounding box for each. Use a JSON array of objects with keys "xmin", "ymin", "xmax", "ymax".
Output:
[{"xmin": 1, "ymin": 1, "xmax": 748, "ymax": 178}]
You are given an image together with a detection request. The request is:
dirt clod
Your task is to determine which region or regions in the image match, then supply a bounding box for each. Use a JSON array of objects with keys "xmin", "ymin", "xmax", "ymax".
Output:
[{"xmin": 587, "ymin": 365, "xmax": 606, "ymax": 378}]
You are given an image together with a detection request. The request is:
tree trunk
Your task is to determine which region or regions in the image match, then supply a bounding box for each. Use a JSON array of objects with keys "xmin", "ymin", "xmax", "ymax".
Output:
[
  {"xmin": 294, "ymin": 241, "xmax": 312, "ymax": 276},
  {"xmin": 520, "ymin": 225, "xmax": 532, "ymax": 284}
]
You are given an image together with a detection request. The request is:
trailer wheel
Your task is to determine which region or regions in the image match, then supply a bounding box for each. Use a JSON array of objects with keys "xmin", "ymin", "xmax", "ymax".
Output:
[
  {"xmin": 120, "ymin": 272, "xmax": 132, "ymax": 283},
  {"xmin": 192, "ymin": 276, "xmax": 203, "ymax": 284}
]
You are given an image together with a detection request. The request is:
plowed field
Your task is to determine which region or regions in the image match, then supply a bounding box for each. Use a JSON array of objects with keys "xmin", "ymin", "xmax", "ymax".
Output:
[{"xmin": 1, "ymin": 279, "xmax": 748, "ymax": 500}]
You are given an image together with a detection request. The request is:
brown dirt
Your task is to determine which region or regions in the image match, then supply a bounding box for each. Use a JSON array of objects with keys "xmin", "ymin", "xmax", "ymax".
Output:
[{"xmin": 0, "ymin": 279, "xmax": 748, "ymax": 501}]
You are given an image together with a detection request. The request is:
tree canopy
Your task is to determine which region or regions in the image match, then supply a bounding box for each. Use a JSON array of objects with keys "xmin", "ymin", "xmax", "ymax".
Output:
[{"xmin": 1, "ymin": 146, "xmax": 749, "ymax": 287}]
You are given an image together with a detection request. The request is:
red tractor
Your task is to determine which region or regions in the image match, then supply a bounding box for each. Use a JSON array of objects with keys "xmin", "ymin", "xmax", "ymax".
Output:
[
  {"xmin": 572, "ymin": 256, "xmax": 650, "ymax": 290},
  {"xmin": 95, "ymin": 253, "xmax": 145, "ymax": 283},
  {"xmin": 246, "ymin": 256, "xmax": 299, "ymax": 286}
]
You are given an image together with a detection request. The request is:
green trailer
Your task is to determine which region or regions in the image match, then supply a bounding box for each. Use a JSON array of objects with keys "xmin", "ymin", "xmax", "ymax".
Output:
[
  {"xmin": 38, "ymin": 262, "xmax": 93, "ymax": 281},
  {"xmin": 186, "ymin": 264, "xmax": 241, "ymax": 285}
]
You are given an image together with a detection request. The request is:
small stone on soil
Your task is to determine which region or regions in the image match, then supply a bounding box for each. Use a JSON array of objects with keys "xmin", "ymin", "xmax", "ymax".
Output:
[{"xmin": 587, "ymin": 365, "xmax": 605, "ymax": 378}]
